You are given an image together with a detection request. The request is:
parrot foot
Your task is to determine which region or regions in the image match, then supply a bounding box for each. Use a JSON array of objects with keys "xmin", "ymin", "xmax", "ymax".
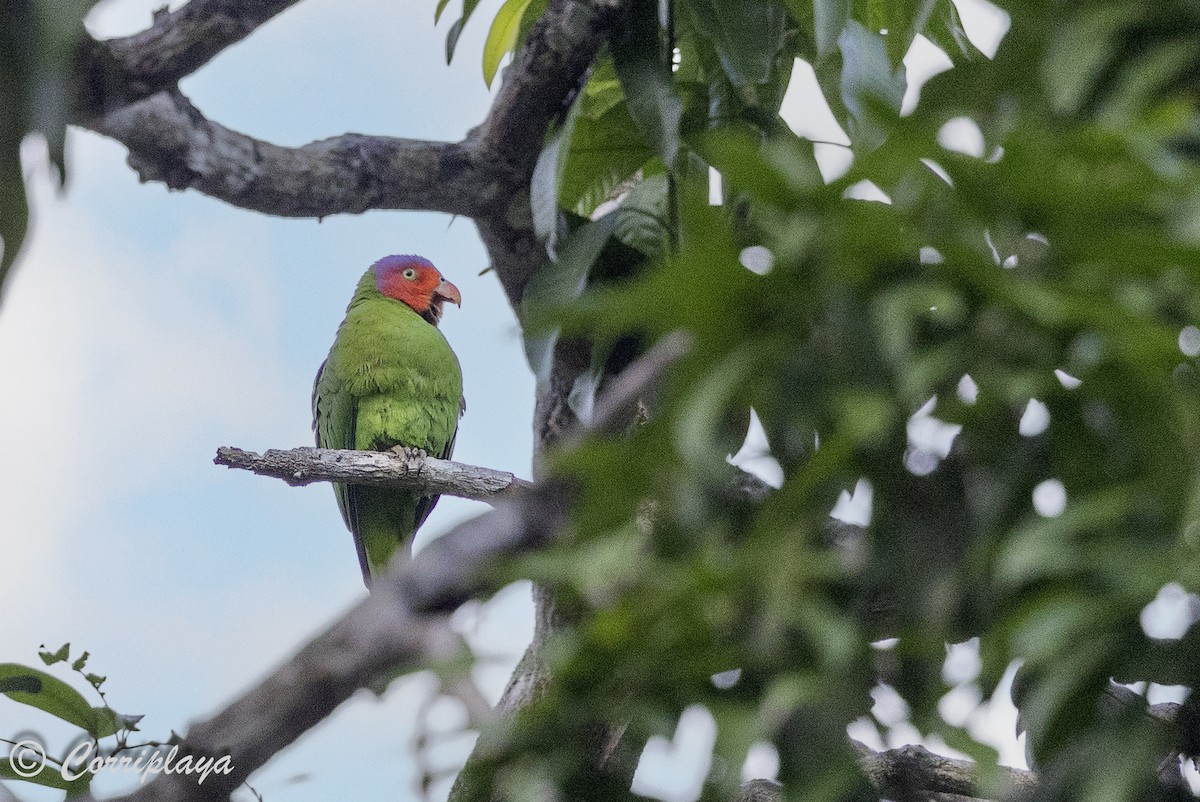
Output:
[{"xmin": 391, "ymin": 445, "xmax": 428, "ymax": 470}]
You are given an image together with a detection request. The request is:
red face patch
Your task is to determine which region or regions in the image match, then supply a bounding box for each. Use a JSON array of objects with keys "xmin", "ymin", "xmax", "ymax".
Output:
[{"xmin": 373, "ymin": 255, "xmax": 461, "ymax": 326}]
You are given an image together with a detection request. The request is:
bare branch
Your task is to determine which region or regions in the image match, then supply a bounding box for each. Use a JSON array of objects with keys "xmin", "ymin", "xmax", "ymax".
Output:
[
  {"xmin": 104, "ymin": 0, "xmax": 303, "ymax": 87},
  {"xmin": 75, "ymin": 0, "xmax": 305, "ymax": 116},
  {"xmin": 216, "ymin": 332, "xmax": 687, "ymax": 502},
  {"xmin": 80, "ymin": 89, "xmax": 485, "ymax": 217},
  {"xmin": 214, "ymin": 445, "xmax": 531, "ymax": 503}
]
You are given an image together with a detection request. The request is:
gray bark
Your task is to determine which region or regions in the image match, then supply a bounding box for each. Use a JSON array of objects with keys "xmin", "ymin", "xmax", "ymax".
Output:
[{"xmin": 214, "ymin": 446, "xmax": 531, "ymax": 503}]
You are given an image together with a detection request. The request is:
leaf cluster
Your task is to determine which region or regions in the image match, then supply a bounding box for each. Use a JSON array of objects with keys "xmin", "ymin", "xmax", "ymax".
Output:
[{"xmin": 478, "ymin": 0, "xmax": 1200, "ymax": 798}]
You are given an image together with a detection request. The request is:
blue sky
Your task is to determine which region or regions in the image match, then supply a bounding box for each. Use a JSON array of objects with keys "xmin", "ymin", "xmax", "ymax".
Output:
[{"xmin": 0, "ymin": 1, "xmax": 1068, "ymax": 801}]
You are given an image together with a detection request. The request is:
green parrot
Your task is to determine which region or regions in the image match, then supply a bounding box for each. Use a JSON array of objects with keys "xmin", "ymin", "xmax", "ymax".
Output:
[{"xmin": 313, "ymin": 254, "xmax": 464, "ymax": 586}]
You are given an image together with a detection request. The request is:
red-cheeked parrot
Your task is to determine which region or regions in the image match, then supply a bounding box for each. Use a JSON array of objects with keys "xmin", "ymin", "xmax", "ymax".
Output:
[{"xmin": 312, "ymin": 255, "xmax": 464, "ymax": 586}]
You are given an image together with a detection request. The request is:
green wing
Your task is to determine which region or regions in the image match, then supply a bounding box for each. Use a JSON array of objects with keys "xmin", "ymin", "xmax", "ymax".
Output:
[{"xmin": 312, "ymin": 358, "xmax": 373, "ymax": 579}]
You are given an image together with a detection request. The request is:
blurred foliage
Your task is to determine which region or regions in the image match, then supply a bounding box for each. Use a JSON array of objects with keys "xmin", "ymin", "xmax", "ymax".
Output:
[
  {"xmin": 0, "ymin": 0, "xmax": 96, "ymax": 302},
  {"xmin": 485, "ymin": 0, "xmax": 1200, "ymax": 798}
]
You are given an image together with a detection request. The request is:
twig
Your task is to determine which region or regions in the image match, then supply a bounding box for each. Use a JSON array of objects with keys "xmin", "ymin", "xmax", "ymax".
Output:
[{"xmin": 587, "ymin": 331, "xmax": 693, "ymax": 435}]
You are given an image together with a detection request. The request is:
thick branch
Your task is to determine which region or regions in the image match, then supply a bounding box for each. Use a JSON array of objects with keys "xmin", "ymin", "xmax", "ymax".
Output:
[
  {"xmin": 214, "ymin": 445, "xmax": 531, "ymax": 503},
  {"xmin": 104, "ymin": 0, "xmax": 303, "ymax": 88},
  {"xmin": 472, "ymin": 0, "xmax": 633, "ymax": 306},
  {"xmin": 852, "ymin": 741, "xmax": 1038, "ymax": 800},
  {"xmin": 475, "ymin": 0, "xmax": 627, "ymax": 176},
  {"xmin": 81, "ymin": 90, "xmax": 484, "ymax": 217},
  {"xmin": 75, "ymin": 0, "xmax": 304, "ymax": 116}
]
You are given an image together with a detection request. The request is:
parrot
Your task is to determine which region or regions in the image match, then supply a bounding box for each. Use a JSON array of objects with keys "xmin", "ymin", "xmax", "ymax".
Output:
[{"xmin": 312, "ymin": 254, "xmax": 464, "ymax": 586}]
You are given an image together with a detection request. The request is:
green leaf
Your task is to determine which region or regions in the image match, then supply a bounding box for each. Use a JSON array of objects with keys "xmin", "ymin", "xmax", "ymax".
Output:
[
  {"xmin": 71, "ymin": 651, "xmax": 89, "ymax": 672},
  {"xmin": 443, "ymin": 0, "xmax": 483, "ymax": 62},
  {"xmin": 853, "ymin": 0, "xmax": 938, "ymax": 65},
  {"xmin": 482, "ymin": 0, "xmax": 533, "ymax": 88},
  {"xmin": 893, "ymin": 0, "xmax": 938, "ymax": 65},
  {"xmin": 530, "ymin": 92, "xmax": 584, "ymax": 248},
  {"xmin": 521, "ymin": 213, "xmax": 620, "ymax": 381},
  {"xmin": 683, "ymin": 0, "xmax": 790, "ymax": 92},
  {"xmin": 922, "ymin": 0, "xmax": 974, "ymax": 61},
  {"xmin": 811, "ymin": 0, "xmax": 850, "ymax": 59},
  {"xmin": 696, "ymin": 128, "xmax": 790, "ymax": 201},
  {"xmin": 0, "ymin": 757, "xmax": 89, "ymax": 793},
  {"xmin": 0, "ymin": 662, "xmax": 135, "ymax": 740},
  {"xmin": 611, "ymin": 0, "xmax": 683, "ymax": 167},
  {"xmin": 434, "ymin": 0, "xmax": 453, "ymax": 23},
  {"xmin": 39, "ymin": 643, "xmax": 69, "ymax": 665},
  {"xmin": 579, "ymin": 60, "xmax": 626, "ymax": 121},
  {"xmin": 0, "ymin": 2, "xmax": 35, "ymax": 301},
  {"xmin": 0, "ymin": 663, "xmax": 94, "ymax": 733},
  {"xmin": 837, "ymin": 20, "xmax": 905, "ymax": 148},
  {"xmin": 560, "ymin": 101, "xmax": 657, "ymax": 218},
  {"xmin": 613, "ymin": 174, "xmax": 670, "ymax": 257},
  {"xmin": 89, "ymin": 706, "xmax": 143, "ymax": 738},
  {"xmin": 445, "ymin": 17, "xmax": 466, "ymax": 63},
  {"xmin": 532, "ymin": 83, "xmax": 659, "ymax": 230},
  {"xmin": 1041, "ymin": 5, "xmax": 1142, "ymax": 116},
  {"xmin": 0, "ymin": 0, "xmax": 97, "ymax": 303}
]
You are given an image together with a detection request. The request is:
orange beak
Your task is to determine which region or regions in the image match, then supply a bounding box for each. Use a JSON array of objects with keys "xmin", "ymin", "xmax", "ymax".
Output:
[{"xmin": 433, "ymin": 279, "xmax": 461, "ymax": 308}]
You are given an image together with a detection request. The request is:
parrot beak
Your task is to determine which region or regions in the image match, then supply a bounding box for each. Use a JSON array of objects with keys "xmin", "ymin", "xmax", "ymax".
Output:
[{"xmin": 433, "ymin": 279, "xmax": 462, "ymax": 308}]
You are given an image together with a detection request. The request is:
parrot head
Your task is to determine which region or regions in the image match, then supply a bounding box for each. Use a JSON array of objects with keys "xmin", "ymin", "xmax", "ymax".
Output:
[{"xmin": 372, "ymin": 254, "xmax": 461, "ymax": 326}]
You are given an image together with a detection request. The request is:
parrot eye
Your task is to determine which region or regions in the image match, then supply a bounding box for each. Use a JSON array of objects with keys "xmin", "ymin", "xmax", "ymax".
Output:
[{"xmin": 402, "ymin": 268, "xmax": 418, "ymax": 280}]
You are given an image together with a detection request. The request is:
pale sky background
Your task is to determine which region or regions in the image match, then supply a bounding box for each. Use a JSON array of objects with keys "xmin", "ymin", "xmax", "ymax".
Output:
[{"xmin": 2, "ymin": 1, "xmax": 1191, "ymax": 801}]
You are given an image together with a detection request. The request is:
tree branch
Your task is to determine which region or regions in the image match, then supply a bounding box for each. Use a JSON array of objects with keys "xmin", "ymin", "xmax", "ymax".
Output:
[
  {"xmin": 215, "ymin": 332, "xmax": 688, "ymax": 504},
  {"xmin": 214, "ymin": 445, "xmax": 531, "ymax": 503},
  {"xmin": 851, "ymin": 741, "xmax": 1038, "ymax": 800},
  {"xmin": 76, "ymin": 0, "xmax": 305, "ymax": 115},
  {"xmin": 475, "ymin": 0, "xmax": 627, "ymax": 176},
  {"xmin": 105, "ymin": 0, "xmax": 302, "ymax": 87},
  {"xmin": 80, "ymin": 89, "xmax": 485, "ymax": 218}
]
